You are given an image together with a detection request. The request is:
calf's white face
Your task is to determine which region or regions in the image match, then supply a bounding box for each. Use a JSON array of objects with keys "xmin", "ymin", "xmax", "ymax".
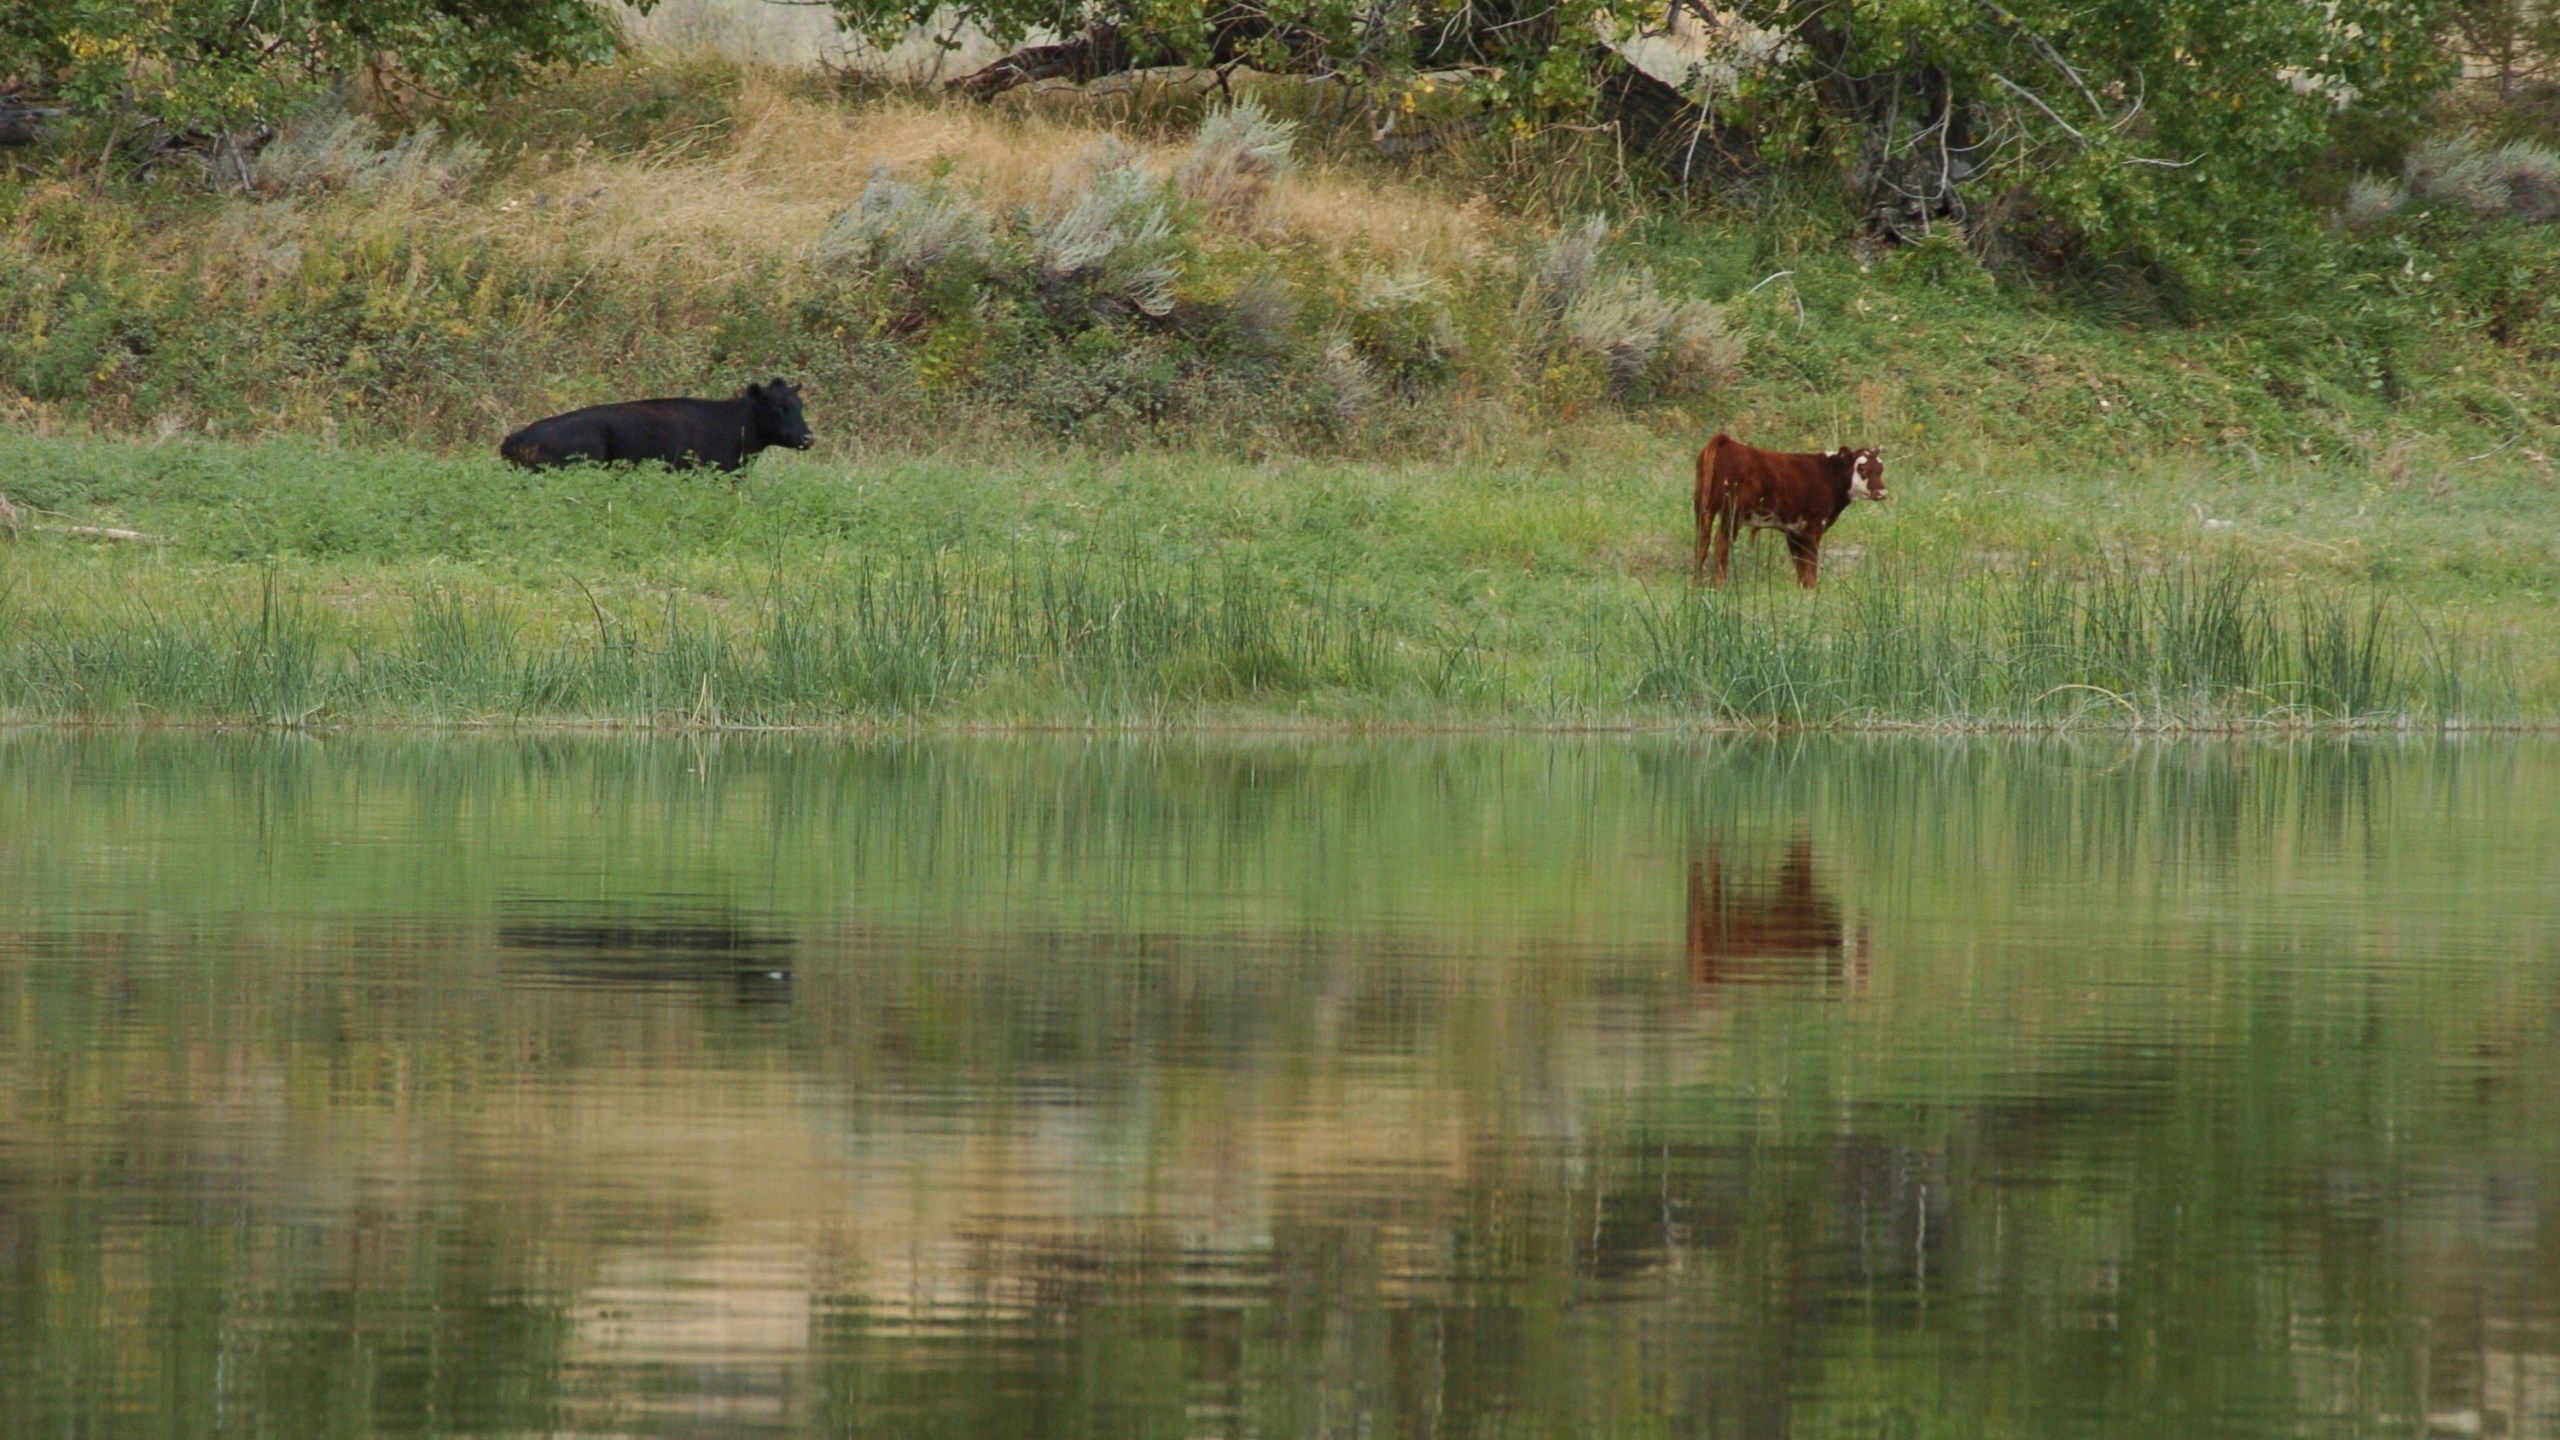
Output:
[{"xmin": 1849, "ymin": 449, "xmax": 1887, "ymax": 502}]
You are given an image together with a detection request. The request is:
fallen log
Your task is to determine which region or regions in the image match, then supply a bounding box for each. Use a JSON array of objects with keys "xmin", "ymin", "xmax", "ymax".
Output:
[
  {"xmin": 0, "ymin": 494, "xmax": 173, "ymax": 544},
  {"xmin": 1, "ymin": 95, "xmax": 68, "ymax": 147},
  {"xmin": 946, "ymin": 26, "xmax": 1136, "ymax": 101},
  {"xmin": 39, "ymin": 522, "xmax": 175, "ymax": 544}
]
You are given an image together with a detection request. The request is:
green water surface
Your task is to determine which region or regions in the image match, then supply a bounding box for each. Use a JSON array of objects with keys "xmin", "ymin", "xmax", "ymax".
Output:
[{"xmin": 2, "ymin": 735, "xmax": 2555, "ymax": 1438}]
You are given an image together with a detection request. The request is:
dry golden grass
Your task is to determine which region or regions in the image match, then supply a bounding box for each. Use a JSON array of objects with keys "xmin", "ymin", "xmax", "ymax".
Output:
[{"xmin": 300, "ymin": 72, "xmax": 1514, "ymax": 287}]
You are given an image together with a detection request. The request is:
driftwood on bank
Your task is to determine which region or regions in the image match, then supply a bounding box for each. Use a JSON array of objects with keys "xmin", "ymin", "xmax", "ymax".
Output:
[
  {"xmin": 944, "ymin": 24, "xmax": 1751, "ymax": 184},
  {"xmin": 0, "ymin": 492, "xmax": 173, "ymax": 545},
  {"xmin": 42, "ymin": 522, "xmax": 174, "ymax": 543},
  {"xmin": 946, "ymin": 25, "xmax": 1140, "ymax": 101},
  {"xmin": 1, "ymin": 93, "xmax": 67, "ymax": 147}
]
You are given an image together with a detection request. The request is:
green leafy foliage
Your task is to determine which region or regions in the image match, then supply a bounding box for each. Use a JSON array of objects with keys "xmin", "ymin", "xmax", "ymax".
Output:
[
  {"xmin": 812, "ymin": 0, "xmax": 2450, "ymax": 277},
  {"xmin": 0, "ymin": 0, "xmax": 632, "ymax": 143},
  {"xmin": 1710, "ymin": 0, "xmax": 2450, "ymax": 276}
]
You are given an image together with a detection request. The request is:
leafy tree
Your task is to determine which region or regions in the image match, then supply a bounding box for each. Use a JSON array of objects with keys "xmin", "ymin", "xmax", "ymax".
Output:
[
  {"xmin": 2440, "ymin": 0, "xmax": 2560, "ymax": 101},
  {"xmin": 1707, "ymin": 0, "xmax": 2451, "ymax": 272},
  {"xmin": 820, "ymin": 0, "xmax": 2451, "ymax": 273},
  {"xmin": 0, "ymin": 0, "xmax": 634, "ymax": 142}
]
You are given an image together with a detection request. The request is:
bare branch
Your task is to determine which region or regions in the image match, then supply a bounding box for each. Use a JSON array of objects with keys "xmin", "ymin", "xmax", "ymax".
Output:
[
  {"xmin": 1990, "ymin": 71, "xmax": 2194, "ymax": 168},
  {"xmin": 1977, "ymin": 0, "xmax": 2105, "ymax": 117}
]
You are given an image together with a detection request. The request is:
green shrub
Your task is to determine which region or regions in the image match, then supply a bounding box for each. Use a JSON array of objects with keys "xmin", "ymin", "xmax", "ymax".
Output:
[{"xmin": 1347, "ymin": 268, "xmax": 1459, "ymax": 383}]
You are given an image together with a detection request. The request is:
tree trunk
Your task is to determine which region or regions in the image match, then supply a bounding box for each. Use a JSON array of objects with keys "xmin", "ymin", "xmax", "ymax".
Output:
[{"xmin": 945, "ymin": 26, "xmax": 1138, "ymax": 100}]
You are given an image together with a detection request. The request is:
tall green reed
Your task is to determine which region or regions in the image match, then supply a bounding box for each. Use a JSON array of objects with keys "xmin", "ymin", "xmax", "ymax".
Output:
[
  {"xmin": 1632, "ymin": 557, "xmax": 2499, "ymax": 729},
  {"xmin": 2, "ymin": 554, "xmax": 1395, "ymax": 725},
  {"xmin": 0, "ymin": 553, "xmax": 2510, "ymax": 728}
]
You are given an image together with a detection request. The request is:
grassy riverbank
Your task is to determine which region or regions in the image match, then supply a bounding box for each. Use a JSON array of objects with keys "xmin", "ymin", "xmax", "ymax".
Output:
[
  {"xmin": 2, "ymin": 426, "xmax": 2549, "ymax": 729},
  {"xmin": 4, "ymin": 53, "xmax": 2556, "ymax": 729}
]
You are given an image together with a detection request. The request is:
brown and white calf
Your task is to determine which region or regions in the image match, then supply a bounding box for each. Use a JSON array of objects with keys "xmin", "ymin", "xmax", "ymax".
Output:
[{"xmin": 1691, "ymin": 434, "xmax": 1888, "ymax": 588}]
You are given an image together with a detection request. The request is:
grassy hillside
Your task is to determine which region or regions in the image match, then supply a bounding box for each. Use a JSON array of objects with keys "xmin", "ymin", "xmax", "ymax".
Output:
[{"xmin": 2, "ymin": 54, "xmax": 2555, "ymax": 728}]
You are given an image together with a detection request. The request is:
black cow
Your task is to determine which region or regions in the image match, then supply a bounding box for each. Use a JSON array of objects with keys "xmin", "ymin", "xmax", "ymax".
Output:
[{"xmin": 500, "ymin": 378, "xmax": 814, "ymax": 473}]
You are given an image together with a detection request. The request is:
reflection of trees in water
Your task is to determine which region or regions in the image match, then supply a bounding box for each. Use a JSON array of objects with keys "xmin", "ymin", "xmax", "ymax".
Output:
[{"xmin": 10, "ymin": 906, "xmax": 2557, "ymax": 1438}]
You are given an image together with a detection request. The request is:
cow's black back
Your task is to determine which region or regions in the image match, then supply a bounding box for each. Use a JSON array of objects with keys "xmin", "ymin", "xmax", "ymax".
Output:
[{"xmin": 501, "ymin": 380, "xmax": 812, "ymax": 473}]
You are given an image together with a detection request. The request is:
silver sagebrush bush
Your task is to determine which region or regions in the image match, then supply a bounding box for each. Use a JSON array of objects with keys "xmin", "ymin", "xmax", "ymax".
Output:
[
  {"xmin": 1177, "ymin": 100, "xmax": 1298, "ymax": 230},
  {"xmin": 2406, "ymin": 137, "xmax": 2510, "ymax": 217},
  {"xmin": 1527, "ymin": 216, "xmax": 1609, "ymax": 323},
  {"xmin": 1323, "ymin": 334, "xmax": 1378, "ymax": 425},
  {"xmin": 2400, "ymin": 135, "xmax": 2560, "ymax": 224},
  {"xmin": 251, "ymin": 103, "xmax": 485, "ymax": 197},
  {"xmin": 815, "ymin": 169, "xmax": 991, "ymax": 283},
  {"xmin": 1661, "ymin": 292, "xmax": 1743, "ymax": 384},
  {"xmin": 2340, "ymin": 174, "xmax": 2407, "ymax": 231},
  {"xmin": 2493, "ymin": 139, "xmax": 2560, "ymax": 222},
  {"xmin": 1524, "ymin": 218, "xmax": 1740, "ymax": 394},
  {"xmin": 1036, "ymin": 140, "xmax": 1183, "ymax": 323},
  {"xmin": 1348, "ymin": 268, "xmax": 1459, "ymax": 377}
]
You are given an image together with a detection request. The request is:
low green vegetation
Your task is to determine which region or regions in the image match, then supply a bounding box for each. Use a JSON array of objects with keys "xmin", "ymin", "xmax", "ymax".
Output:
[
  {"xmin": 2, "ymin": 48, "xmax": 2555, "ymax": 730},
  {"xmin": 1, "ymin": 422, "xmax": 2547, "ymax": 728}
]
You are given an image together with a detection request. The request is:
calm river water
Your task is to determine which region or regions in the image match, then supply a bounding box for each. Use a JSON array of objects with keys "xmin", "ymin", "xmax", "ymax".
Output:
[{"xmin": 3, "ymin": 735, "xmax": 2556, "ymax": 1439}]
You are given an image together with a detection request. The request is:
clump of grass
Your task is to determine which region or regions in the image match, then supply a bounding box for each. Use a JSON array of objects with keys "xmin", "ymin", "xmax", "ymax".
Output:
[
  {"xmin": 2, "ymin": 544, "xmax": 2511, "ymax": 730},
  {"xmin": 1633, "ymin": 558, "xmax": 2494, "ymax": 729},
  {"xmin": 0, "ymin": 555, "xmax": 1395, "ymax": 726},
  {"xmin": 7, "ymin": 569, "xmax": 336, "ymax": 725}
]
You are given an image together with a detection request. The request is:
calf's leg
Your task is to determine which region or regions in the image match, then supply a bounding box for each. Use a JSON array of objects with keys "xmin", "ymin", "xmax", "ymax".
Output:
[{"xmin": 1785, "ymin": 530, "xmax": 1822, "ymax": 588}]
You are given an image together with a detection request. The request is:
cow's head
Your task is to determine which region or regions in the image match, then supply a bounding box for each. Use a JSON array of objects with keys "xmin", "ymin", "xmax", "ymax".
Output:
[
  {"xmin": 749, "ymin": 378, "xmax": 816, "ymax": 450},
  {"xmin": 1843, "ymin": 447, "xmax": 1887, "ymax": 502}
]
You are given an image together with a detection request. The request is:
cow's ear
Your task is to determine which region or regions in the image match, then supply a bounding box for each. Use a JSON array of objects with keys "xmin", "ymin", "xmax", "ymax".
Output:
[
  {"xmin": 769, "ymin": 376, "xmax": 789, "ymax": 392},
  {"xmin": 746, "ymin": 381, "xmax": 766, "ymax": 401}
]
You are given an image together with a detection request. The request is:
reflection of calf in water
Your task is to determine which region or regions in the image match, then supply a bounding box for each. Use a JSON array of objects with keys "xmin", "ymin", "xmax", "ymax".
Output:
[{"xmin": 1686, "ymin": 836, "xmax": 1871, "ymax": 995}]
